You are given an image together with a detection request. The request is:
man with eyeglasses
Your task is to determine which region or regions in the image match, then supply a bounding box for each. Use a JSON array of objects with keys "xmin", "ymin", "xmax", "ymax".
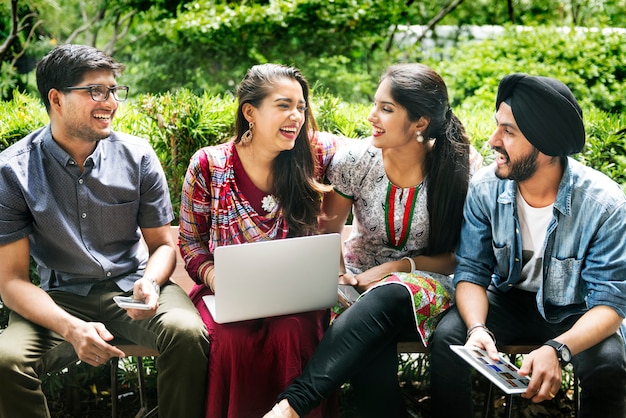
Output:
[
  {"xmin": 0, "ymin": 44, "xmax": 209, "ymax": 418},
  {"xmin": 63, "ymin": 84, "xmax": 130, "ymax": 102}
]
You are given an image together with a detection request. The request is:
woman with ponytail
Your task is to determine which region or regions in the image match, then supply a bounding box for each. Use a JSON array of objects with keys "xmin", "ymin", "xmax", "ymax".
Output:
[{"xmin": 264, "ymin": 63, "xmax": 482, "ymax": 418}]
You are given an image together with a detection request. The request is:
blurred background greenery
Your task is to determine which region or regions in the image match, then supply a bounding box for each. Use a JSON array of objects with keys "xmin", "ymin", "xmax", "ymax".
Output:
[{"xmin": 1, "ymin": 1, "xmax": 625, "ymax": 416}]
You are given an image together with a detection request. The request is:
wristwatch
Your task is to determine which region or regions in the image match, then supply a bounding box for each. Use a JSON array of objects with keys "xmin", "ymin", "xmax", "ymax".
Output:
[{"xmin": 544, "ymin": 339, "xmax": 572, "ymax": 366}]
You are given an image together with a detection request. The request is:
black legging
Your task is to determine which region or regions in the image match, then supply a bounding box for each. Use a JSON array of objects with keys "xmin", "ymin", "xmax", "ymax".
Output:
[{"xmin": 279, "ymin": 283, "xmax": 420, "ymax": 418}]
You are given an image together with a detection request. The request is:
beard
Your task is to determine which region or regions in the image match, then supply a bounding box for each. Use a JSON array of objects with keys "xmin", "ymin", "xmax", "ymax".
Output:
[
  {"xmin": 70, "ymin": 125, "xmax": 110, "ymax": 143},
  {"xmin": 494, "ymin": 146, "xmax": 540, "ymax": 182},
  {"xmin": 64, "ymin": 102, "xmax": 114, "ymax": 143}
]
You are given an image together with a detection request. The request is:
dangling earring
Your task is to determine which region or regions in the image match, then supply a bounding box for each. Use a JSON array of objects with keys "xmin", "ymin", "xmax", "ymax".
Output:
[
  {"xmin": 416, "ymin": 131, "xmax": 424, "ymax": 143},
  {"xmin": 241, "ymin": 122, "xmax": 254, "ymax": 145}
]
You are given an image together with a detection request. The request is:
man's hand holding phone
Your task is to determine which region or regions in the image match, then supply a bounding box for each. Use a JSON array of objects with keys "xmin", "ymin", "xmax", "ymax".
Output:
[
  {"xmin": 113, "ymin": 296, "xmax": 151, "ymax": 310},
  {"xmin": 114, "ymin": 277, "xmax": 160, "ymax": 319}
]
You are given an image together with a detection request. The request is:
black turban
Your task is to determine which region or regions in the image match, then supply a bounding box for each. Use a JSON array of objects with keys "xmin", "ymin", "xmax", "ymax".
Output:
[{"xmin": 496, "ymin": 74, "xmax": 585, "ymax": 157}]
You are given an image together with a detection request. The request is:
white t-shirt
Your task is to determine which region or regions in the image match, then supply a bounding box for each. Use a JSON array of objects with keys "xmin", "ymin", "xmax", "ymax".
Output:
[{"xmin": 515, "ymin": 189, "xmax": 554, "ymax": 292}]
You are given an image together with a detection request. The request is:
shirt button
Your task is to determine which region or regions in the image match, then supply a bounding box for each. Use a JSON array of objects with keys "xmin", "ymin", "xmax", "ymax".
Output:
[
  {"xmin": 78, "ymin": 178, "xmax": 84, "ymax": 184},
  {"xmin": 81, "ymin": 213, "xmax": 87, "ymax": 218},
  {"xmin": 515, "ymin": 258, "xmax": 520, "ymax": 262},
  {"xmin": 107, "ymin": 272, "xmax": 112, "ymax": 277}
]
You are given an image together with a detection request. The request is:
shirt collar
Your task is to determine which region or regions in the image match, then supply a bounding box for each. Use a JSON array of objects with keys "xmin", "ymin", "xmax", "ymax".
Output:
[
  {"xmin": 495, "ymin": 158, "xmax": 573, "ymax": 218},
  {"xmin": 554, "ymin": 157, "xmax": 573, "ymax": 217},
  {"xmin": 42, "ymin": 125, "xmax": 104, "ymax": 169}
]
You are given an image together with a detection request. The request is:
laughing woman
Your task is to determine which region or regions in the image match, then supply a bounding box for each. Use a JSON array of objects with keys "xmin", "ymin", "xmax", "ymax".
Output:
[{"xmin": 178, "ymin": 64, "xmax": 342, "ymax": 418}]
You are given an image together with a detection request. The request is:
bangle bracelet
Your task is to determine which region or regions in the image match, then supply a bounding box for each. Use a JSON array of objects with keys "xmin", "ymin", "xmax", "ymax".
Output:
[
  {"xmin": 466, "ymin": 323, "xmax": 487, "ymax": 336},
  {"xmin": 466, "ymin": 323, "xmax": 496, "ymax": 343},
  {"xmin": 402, "ymin": 256, "xmax": 415, "ymax": 272},
  {"xmin": 204, "ymin": 266, "xmax": 215, "ymax": 292},
  {"xmin": 198, "ymin": 261, "xmax": 215, "ymax": 288}
]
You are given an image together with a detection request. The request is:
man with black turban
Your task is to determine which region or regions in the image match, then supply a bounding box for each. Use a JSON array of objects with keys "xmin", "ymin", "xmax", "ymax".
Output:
[{"xmin": 430, "ymin": 74, "xmax": 626, "ymax": 418}]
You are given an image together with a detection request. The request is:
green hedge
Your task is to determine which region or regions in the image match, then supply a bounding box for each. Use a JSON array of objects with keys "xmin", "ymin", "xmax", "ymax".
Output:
[
  {"xmin": 2, "ymin": 89, "xmax": 624, "ymax": 221},
  {"xmin": 427, "ymin": 26, "xmax": 626, "ymax": 114},
  {"xmin": 0, "ymin": 82, "xmax": 624, "ymax": 409},
  {"xmin": 1, "ymin": 87, "xmax": 624, "ymax": 333}
]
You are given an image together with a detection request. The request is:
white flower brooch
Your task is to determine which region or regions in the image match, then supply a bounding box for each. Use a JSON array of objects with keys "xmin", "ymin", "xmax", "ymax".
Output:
[{"xmin": 261, "ymin": 194, "xmax": 278, "ymax": 212}]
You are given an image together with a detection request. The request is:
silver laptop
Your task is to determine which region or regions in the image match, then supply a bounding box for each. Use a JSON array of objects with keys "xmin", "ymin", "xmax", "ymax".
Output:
[{"xmin": 203, "ymin": 233, "xmax": 341, "ymax": 324}]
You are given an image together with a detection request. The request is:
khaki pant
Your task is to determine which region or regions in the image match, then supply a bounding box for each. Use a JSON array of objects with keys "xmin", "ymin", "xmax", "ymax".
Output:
[{"xmin": 0, "ymin": 280, "xmax": 209, "ymax": 418}]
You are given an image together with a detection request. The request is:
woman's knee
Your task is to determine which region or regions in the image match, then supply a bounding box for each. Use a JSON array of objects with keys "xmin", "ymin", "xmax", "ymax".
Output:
[{"xmin": 362, "ymin": 284, "xmax": 412, "ymax": 316}]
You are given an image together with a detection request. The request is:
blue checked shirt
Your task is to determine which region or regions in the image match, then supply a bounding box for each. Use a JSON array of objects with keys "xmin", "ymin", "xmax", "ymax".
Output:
[{"xmin": 0, "ymin": 126, "xmax": 173, "ymax": 295}]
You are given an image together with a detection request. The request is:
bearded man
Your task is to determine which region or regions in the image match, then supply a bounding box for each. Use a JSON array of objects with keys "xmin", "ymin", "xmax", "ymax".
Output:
[{"xmin": 429, "ymin": 74, "xmax": 626, "ymax": 418}]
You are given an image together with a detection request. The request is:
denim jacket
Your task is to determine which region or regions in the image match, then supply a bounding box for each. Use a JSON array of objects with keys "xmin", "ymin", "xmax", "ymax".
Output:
[{"xmin": 454, "ymin": 158, "xmax": 626, "ymax": 323}]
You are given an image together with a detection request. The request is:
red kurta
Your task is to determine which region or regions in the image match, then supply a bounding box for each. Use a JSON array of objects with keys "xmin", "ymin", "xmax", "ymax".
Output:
[
  {"xmin": 189, "ymin": 284, "xmax": 337, "ymax": 418},
  {"xmin": 179, "ymin": 134, "xmax": 342, "ymax": 417}
]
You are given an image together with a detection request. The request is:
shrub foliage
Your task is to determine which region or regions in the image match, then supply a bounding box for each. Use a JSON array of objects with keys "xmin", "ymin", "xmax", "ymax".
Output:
[
  {"xmin": 423, "ymin": 26, "xmax": 626, "ymax": 115},
  {"xmin": 0, "ymin": 24, "xmax": 625, "ymax": 412}
]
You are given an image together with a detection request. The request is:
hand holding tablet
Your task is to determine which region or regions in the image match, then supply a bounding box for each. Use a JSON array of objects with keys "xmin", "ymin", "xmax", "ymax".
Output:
[{"xmin": 451, "ymin": 345, "xmax": 531, "ymax": 394}]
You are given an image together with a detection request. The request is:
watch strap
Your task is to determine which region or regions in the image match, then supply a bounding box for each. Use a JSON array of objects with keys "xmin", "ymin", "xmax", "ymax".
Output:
[{"xmin": 544, "ymin": 339, "xmax": 570, "ymax": 365}]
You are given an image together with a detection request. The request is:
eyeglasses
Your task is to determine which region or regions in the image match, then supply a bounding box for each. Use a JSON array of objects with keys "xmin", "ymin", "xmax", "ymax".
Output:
[{"xmin": 63, "ymin": 84, "xmax": 129, "ymax": 102}]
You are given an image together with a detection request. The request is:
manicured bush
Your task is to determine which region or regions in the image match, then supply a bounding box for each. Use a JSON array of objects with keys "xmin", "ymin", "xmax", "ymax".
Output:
[
  {"xmin": 118, "ymin": 90, "xmax": 238, "ymax": 219},
  {"xmin": 0, "ymin": 90, "xmax": 49, "ymax": 150},
  {"xmin": 1, "ymin": 76, "xmax": 624, "ymax": 418},
  {"xmin": 2, "ymin": 87, "xmax": 624, "ymax": 216},
  {"xmin": 580, "ymin": 107, "xmax": 626, "ymax": 189}
]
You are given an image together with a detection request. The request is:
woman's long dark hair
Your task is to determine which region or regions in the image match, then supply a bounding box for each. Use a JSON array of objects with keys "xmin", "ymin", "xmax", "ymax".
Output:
[
  {"xmin": 234, "ymin": 64, "xmax": 328, "ymax": 236},
  {"xmin": 381, "ymin": 63, "xmax": 471, "ymax": 254}
]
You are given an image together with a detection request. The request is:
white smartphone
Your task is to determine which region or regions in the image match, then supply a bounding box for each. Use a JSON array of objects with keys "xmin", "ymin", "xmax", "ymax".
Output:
[{"xmin": 113, "ymin": 296, "xmax": 151, "ymax": 310}]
